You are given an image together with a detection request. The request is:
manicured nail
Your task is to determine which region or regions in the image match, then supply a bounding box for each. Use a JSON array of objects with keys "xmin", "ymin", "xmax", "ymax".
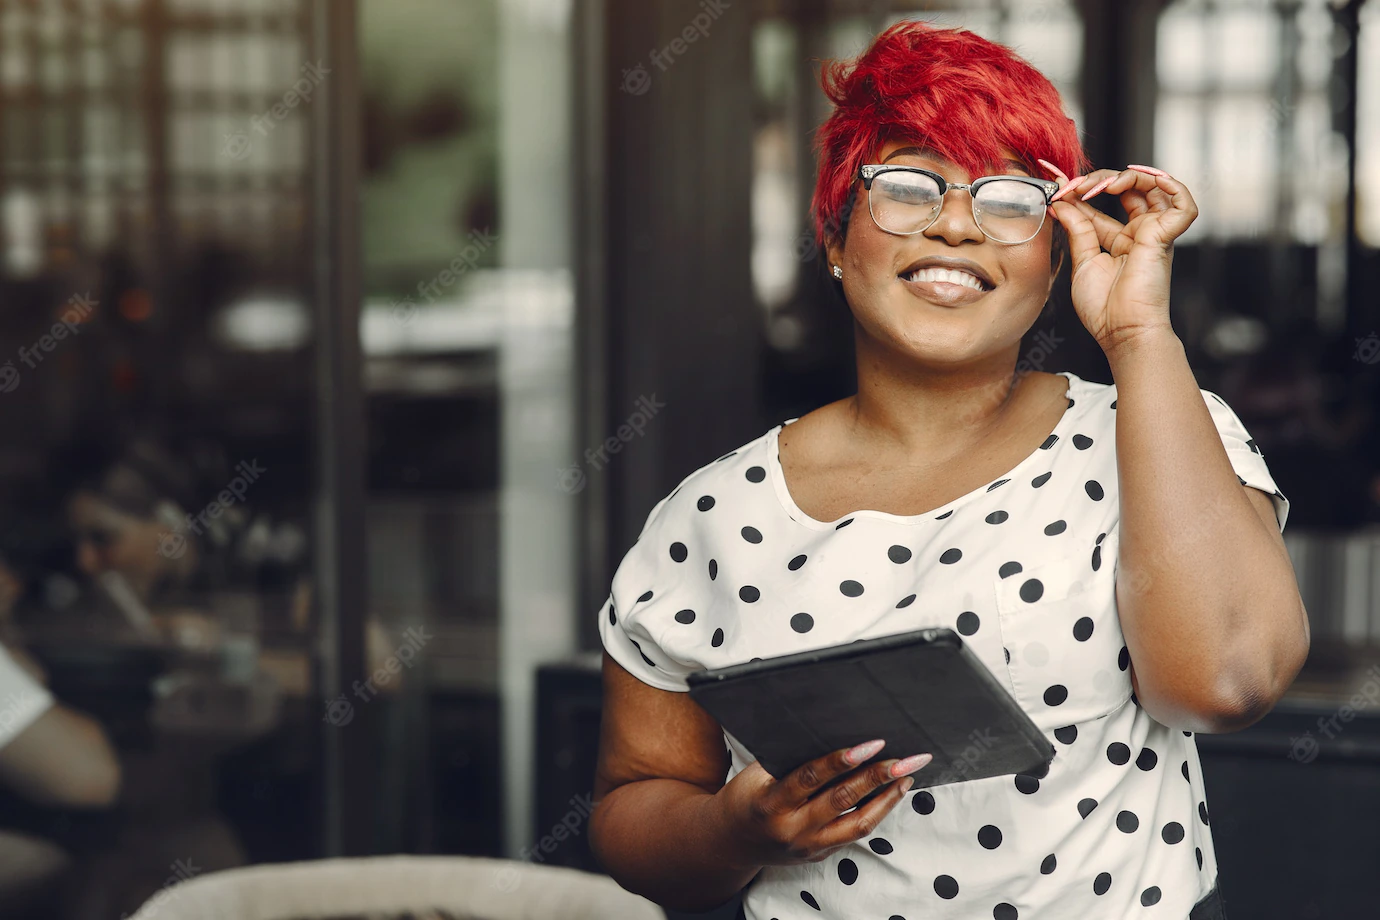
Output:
[
  {"xmin": 898, "ymin": 776, "xmax": 915, "ymax": 794},
  {"xmin": 1049, "ymin": 176, "xmax": 1086, "ymax": 203},
  {"xmin": 1081, "ymin": 176, "xmax": 1115, "ymax": 201},
  {"xmin": 1127, "ymin": 164, "xmax": 1168, "ymax": 177},
  {"xmin": 889, "ymin": 753, "xmax": 933, "ymax": 777},
  {"xmin": 1037, "ymin": 158, "xmax": 1069, "ymax": 181},
  {"xmin": 846, "ymin": 739, "xmax": 886, "ymax": 764}
]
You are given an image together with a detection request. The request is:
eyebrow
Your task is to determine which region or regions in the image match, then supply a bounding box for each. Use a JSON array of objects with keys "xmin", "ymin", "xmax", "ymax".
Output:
[{"xmin": 881, "ymin": 146, "xmax": 1031, "ymax": 176}]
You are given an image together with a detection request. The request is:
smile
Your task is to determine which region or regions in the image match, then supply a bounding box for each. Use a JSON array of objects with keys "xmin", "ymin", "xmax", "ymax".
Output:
[{"xmin": 897, "ymin": 263, "xmax": 995, "ymax": 307}]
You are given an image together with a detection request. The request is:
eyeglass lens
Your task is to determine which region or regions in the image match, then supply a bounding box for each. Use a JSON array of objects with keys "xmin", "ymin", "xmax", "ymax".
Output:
[{"xmin": 870, "ymin": 172, "xmax": 1047, "ymax": 243}]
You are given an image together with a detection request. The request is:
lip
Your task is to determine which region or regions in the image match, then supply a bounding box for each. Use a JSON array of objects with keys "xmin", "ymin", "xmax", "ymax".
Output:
[{"xmin": 897, "ymin": 256, "xmax": 996, "ymax": 307}]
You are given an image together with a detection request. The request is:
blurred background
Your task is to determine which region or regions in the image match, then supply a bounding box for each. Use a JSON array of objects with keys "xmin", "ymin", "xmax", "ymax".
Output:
[{"xmin": 0, "ymin": 0, "xmax": 1376, "ymax": 918}]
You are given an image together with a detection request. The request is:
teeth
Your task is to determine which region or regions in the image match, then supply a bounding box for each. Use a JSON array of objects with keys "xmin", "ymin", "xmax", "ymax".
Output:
[{"xmin": 904, "ymin": 267, "xmax": 986, "ymax": 291}]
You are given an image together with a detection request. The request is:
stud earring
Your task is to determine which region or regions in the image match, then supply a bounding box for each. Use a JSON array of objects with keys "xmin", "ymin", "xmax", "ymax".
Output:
[{"xmin": 832, "ymin": 265, "xmax": 843, "ymax": 280}]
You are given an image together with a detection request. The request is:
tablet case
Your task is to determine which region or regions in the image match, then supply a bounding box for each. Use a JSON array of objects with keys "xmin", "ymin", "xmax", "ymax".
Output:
[{"xmin": 686, "ymin": 627, "xmax": 1054, "ymax": 789}]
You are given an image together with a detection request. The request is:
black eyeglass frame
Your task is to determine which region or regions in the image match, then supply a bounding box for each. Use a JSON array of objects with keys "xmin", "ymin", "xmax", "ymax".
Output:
[{"xmin": 857, "ymin": 164, "xmax": 1061, "ymax": 244}]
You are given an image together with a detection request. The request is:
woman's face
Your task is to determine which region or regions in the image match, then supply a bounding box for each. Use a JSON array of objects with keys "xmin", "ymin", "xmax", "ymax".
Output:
[
  {"xmin": 67, "ymin": 491, "xmax": 174, "ymax": 600},
  {"xmin": 826, "ymin": 140, "xmax": 1060, "ymax": 369}
]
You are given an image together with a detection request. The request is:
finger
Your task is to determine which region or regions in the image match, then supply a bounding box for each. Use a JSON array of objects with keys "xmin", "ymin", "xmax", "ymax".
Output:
[
  {"xmin": 772, "ymin": 739, "xmax": 886, "ymax": 807},
  {"xmin": 1049, "ymin": 176, "xmax": 1087, "ymax": 204},
  {"xmin": 1037, "ymin": 158, "xmax": 1070, "ymax": 182},
  {"xmin": 805, "ymin": 753, "xmax": 932, "ymax": 826},
  {"xmin": 1069, "ymin": 197, "xmax": 1134, "ymax": 254},
  {"xmin": 1136, "ymin": 169, "xmax": 1199, "ymax": 240},
  {"xmin": 811, "ymin": 774, "xmax": 916, "ymax": 851},
  {"xmin": 1051, "ymin": 199, "xmax": 1108, "ymax": 270}
]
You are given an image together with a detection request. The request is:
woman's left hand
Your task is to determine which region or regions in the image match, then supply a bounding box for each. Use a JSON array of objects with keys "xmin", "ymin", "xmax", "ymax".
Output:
[{"xmin": 1045, "ymin": 164, "xmax": 1198, "ymax": 355}]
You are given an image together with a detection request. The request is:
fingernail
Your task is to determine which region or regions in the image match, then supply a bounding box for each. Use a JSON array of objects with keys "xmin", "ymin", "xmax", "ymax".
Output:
[
  {"xmin": 898, "ymin": 776, "xmax": 915, "ymax": 794},
  {"xmin": 1127, "ymin": 164, "xmax": 1168, "ymax": 177},
  {"xmin": 1050, "ymin": 177, "xmax": 1085, "ymax": 203},
  {"xmin": 889, "ymin": 753, "xmax": 933, "ymax": 777},
  {"xmin": 846, "ymin": 739, "xmax": 886, "ymax": 764},
  {"xmin": 1081, "ymin": 177, "xmax": 1114, "ymax": 201},
  {"xmin": 1037, "ymin": 158, "xmax": 1068, "ymax": 181}
]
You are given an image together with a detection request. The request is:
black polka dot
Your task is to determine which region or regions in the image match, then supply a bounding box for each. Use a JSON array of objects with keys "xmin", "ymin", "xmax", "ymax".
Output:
[
  {"xmin": 1181, "ymin": 761, "xmax": 1190, "ymax": 782},
  {"xmin": 1096, "ymin": 532, "xmax": 1106, "ymax": 544},
  {"xmin": 835, "ymin": 518, "xmax": 854, "ymax": 530},
  {"xmin": 1004, "ymin": 647, "xmax": 1011, "ymax": 664},
  {"xmin": 1162, "ymin": 822, "xmax": 1185, "ymax": 844},
  {"xmin": 745, "ymin": 465, "xmax": 766, "ymax": 483},
  {"xmin": 1199, "ymin": 801, "xmax": 1210, "ymax": 826},
  {"xmin": 1040, "ymin": 434, "xmax": 1059, "ymax": 449},
  {"xmin": 1118, "ymin": 646, "xmax": 1130, "ymax": 671},
  {"xmin": 1044, "ymin": 519, "xmax": 1067, "ymax": 535},
  {"xmin": 986, "ymin": 510, "xmax": 1009, "ymax": 524},
  {"xmin": 1091, "ymin": 545, "xmax": 1103, "ymax": 571},
  {"xmin": 1054, "ymin": 725, "xmax": 1077, "ymax": 744},
  {"xmin": 1106, "ymin": 742, "xmax": 1130, "ymax": 765},
  {"xmin": 1141, "ymin": 887, "xmax": 1162, "ymax": 906},
  {"xmin": 1093, "ymin": 872, "xmax": 1112, "ymax": 896},
  {"xmin": 933, "ymin": 876, "xmax": 959, "ymax": 899},
  {"xmin": 607, "ymin": 604, "xmax": 616, "ymax": 626},
  {"xmin": 1043, "ymin": 685, "xmax": 1068, "ymax": 706},
  {"xmin": 1019, "ymin": 579, "xmax": 1044, "ymax": 602},
  {"xmin": 1116, "ymin": 810, "xmax": 1139, "ymax": 833},
  {"xmin": 1196, "ymin": 847, "xmax": 1203, "ymax": 869},
  {"xmin": 791, "ymin": 613, "xmax": 814, "ymax": 634},
  {"xmin": 1136, "ymin": 748, "xmax": 1158, "ymax": 771},
  {"xmin": 1085, "ymin": 480, "xmax": 1104, "ymax": 501},
  {"xmin": 888, "ymin": 544, "xmax": 912, "ymax": 563},
  {"xmin": 739, "ymin": 585, "xmax": 760, "ymax": 603},
  {"xmin": 994, "ymin": 904, "xmax": 1018, "ymax": 920},
  {"xmin": 741, "ymin": 526, "xmax": 763, "ymax": 544},
  {"xmin": 1040, "ymin": 853, "xmax": 1057, "ymax": 874},
  {"xmin": 1183, "ymin": 730, "xmax": 1193, "ymax": 736},
  {"xmin": 868, "ymin": 837, "xmax": 893, "ymax": 855},
  {"xmin": 1078, "ymin": 798, "xmax": 1098, "ymax": 818},
  {"xmin": 631, "ymin": 641, "xmax": 656, "ymax": 668},
  {"xmin": 800, "ymin": 890, "xmax": 820, "ymax": 910},
  {"xmin": 978, "ymin": 825, "xmax": 1004, "ymax": 849},
  {"xmin": 896, "ymin": 594, "xmax": 916, "ymax": 608},
  {"xmin": 711, "ymin": 628, "xmax": 724, "ymax": 647},
  {"xmin": 999, "ymin": 560, "xmax": 1023, "ymax": 578},
  {"xmin": 935, "ymin": 509, "xmax": 954, "ymax": 520},
  {"xmin": 674, "ymin": 609, "xmax": 696, "ymax": 624},
  {"xmin": 1032, "ymin": 471, "xmax": 1052, "ymax": 488},
  {"xmin": 716, "ymin": 451, "xmax": 737, "ymax": 462},
  {"xmin": 709, "ymin": 559, "xmax": 718, "ymax": 580},
  {"xmin": 788, "ymin": 554, "xmax": 807, "ymax": 571},
  {"xmin": 1067, "ymin": 397, "xmax": 1075, "ymax": 408},
  {"xmin": 1073, "ymin": 617, "xmax": 1094, "ymax": 641},
  {"xmin": 1110, "ymin": 399, "xmax": 1118, "ymax": 409},
  {"xmin": 1072, "ymin": 434, "xmax": 1094, "ymax": 450},
  {"xmin": 912, "ymin": 791, "xmax": 936, "ymax": 815},
  {"xmin": 697, "ymin": 495, "xmax": 716, "ymax": 511},
  {"xmin": 1014, "ymin": 774, "xmax": 1039, "ymax": 794},
  {"xmin": 940, "ymin": 548, "xmax": 963, "ymax": 564},
  {"xmin": 956, "ymin": 611, "xmax": 980, "ymax": 636},
  {"xmin": 840, "ymin": 580, "xmax": 864, "ymax": 597},
  {"xmin": 837, "ymin": 858, "xmax": 858, "ymax": 885},
  {"xmin": 670, "ymin": 542, "xmax": 688, "ymax": 562},
  {"xmin": 987, "ymin": 478, "xmax": 1010, "ymax": 491}
]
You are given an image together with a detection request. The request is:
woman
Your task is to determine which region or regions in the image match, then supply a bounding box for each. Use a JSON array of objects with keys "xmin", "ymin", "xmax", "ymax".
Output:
[{"xmin": 589, "ymin": 21, "xmax": 1309, "ymax": 920}]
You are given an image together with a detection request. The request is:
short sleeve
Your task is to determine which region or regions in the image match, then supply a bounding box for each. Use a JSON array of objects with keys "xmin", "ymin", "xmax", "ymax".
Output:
[
  {"xmin": 1200, "ymin": 388, "xmax": 1290, "ymax": 532},
  {"xmin": 597, "ymin": 491, "xmax": 703, "ymax": 693},
  {"xmin": 0, "ymin": 645, "xmax": 54, "ymax": 749}
]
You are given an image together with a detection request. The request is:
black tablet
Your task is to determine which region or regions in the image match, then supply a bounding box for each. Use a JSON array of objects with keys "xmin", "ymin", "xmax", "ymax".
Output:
[{"xmin": 686, "ymin": 627, "xmax": 1054, "ymax": 790}]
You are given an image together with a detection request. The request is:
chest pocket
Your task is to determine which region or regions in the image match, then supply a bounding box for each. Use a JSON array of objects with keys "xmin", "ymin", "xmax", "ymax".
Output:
[{"xmin": 994, "ymin": 529, "xmax": 1132, "ymax": 732}]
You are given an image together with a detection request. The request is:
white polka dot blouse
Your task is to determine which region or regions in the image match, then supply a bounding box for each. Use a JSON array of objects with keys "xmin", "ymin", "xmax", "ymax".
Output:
[{"xmin": 599, "ymin": 371, "xmax": 1289, "ymax": 920}]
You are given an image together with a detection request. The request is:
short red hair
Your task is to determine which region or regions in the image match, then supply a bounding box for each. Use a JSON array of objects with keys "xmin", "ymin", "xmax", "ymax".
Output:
[{"xmin": 810, "ymin": 20, "xmax": 1089, "ymax": 246}]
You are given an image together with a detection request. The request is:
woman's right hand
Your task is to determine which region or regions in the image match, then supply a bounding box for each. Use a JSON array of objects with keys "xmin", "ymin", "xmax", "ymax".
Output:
[{"xmin": 711, "ymin": 739, "xmax": 931, "ymax": 868}]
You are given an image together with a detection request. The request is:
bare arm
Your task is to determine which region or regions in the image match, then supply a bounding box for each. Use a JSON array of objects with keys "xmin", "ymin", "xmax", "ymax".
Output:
[{"xmin": 1110, "ymin": 331, "xmax": 1310, "ymax": 733}]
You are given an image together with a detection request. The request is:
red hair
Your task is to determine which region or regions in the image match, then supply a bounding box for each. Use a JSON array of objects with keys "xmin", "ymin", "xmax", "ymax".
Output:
[{"xmin": 810, "ymin": 20, "xmax": 1089, "ymax": 246}]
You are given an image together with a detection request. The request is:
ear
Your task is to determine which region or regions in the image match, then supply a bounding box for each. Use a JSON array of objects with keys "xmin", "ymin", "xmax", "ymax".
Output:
[{"xmin": 825, "ymin": 235, "xmax": 845, "ymax": 278}]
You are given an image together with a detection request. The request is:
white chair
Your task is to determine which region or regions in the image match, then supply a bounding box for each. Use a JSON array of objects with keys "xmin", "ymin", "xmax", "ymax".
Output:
[{"xmin": 125, "ymin": 855, "xmax": 666, "ymax": 920}]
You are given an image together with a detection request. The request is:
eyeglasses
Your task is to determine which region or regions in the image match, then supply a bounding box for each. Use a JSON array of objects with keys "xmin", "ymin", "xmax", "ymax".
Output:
[{"xmin": 858, "ymin": 164, "xmax": 1060, "ymax": 245}]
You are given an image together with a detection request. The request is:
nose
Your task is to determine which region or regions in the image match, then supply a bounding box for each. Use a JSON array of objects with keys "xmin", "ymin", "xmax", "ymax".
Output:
[{"xmin": 923, "ymin": 187, "xmax": 984, "ymax": 246}]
